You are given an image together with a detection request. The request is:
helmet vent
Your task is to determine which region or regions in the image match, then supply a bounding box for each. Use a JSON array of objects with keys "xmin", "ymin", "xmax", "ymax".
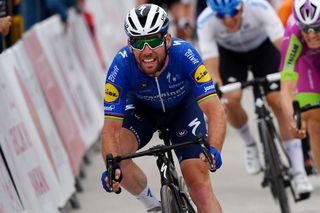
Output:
[
  {"xmin": 149, "ymin": 27, "xmax": 159, "ymax": 34},
  {"xmin": 128, "ymin": 17, "xmax": 137, "ymax": 31},
  {"xmin": 139, "ymin": 16, "xmax": 147, "ymax": 28},
  {"xmin": 151, "ymin": 12, "xmax": 159, "ymax": 28}
]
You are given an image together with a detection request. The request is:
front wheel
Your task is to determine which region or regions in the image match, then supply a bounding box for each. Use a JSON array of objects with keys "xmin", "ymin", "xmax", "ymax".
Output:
[
  {"xmin": 259, "ymin": 121, "xmax": 291, "ymax": 213},
  {"xmin": 161, "ymin": 185, "xmax": 179, "ymax": 213}
]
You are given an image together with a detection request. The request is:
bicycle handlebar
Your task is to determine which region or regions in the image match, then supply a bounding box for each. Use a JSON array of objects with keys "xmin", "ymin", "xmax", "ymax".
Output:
[
  {"xmin": 105, "ymin": 136, "xmax": 215, "ymax": 193},
  {"xmin": 219, "ymin": 72, "xmax": 281, "ymax": 94}
]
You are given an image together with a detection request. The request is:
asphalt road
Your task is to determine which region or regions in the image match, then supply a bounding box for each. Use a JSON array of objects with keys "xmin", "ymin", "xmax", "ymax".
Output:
[{"xmin": 69, "ymin": 88, "xmax": 320, "ymax": 213}]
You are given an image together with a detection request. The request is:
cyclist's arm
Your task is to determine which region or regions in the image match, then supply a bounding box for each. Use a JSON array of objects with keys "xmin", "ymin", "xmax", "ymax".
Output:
[
  {"xmin": 273, "ymin": 37, "xmax": 283, "ymax": 51},
  {"xmin": 101, "ymin": 119, "xmax": 123, "ymax": 163},
  {"xmin": 199, "ymin": 96, "xmax": 226, "ymax": 152},
  {"xmin": 204, "ymin": 57, "xmax": 222, "ymax": 86},
  {"xmin": 280, "ymin": 80, "xmax": 297, "ymax": 122}
]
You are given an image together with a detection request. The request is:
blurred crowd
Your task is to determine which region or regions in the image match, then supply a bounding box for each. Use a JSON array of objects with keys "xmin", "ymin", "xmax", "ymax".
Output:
[
  {"xmin": 0, "ymin": 0, "xmax": 86, "ymax": 53},
  {"xmin": 0, "ymin": 0, "xmax": 291, "ymax": 53}
]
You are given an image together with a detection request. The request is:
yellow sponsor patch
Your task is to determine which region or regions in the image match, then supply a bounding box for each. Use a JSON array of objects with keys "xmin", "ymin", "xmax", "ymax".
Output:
[
  {"xmin": 194, "ymin": 65, "xmax": 211, "ymax": 83},
  {"xmin": 104, "ymin": 83, "xmax": 120, "ymax": 102}
]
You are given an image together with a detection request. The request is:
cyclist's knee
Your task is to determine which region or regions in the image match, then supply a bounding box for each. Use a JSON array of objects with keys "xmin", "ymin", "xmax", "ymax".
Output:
[
  {"xmin": 223, "ymin": 93, "xmax": 242, "ymax": 110},
  {"xmin": 307, "ymin": 115, "xmax": 320, "ymax": 134}
]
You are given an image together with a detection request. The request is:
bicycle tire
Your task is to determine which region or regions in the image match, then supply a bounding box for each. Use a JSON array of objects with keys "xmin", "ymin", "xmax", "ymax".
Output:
[
  {"xmin": 178, "ymin": 176, "xmax": 196, "ymax": 213},
  {"xmin": 260, "ymin": 121, "xmax": 291, "ymax": 213},
  {"xmin": 161, "ymin": 185, "xmax": 180, "ymax": 213}
]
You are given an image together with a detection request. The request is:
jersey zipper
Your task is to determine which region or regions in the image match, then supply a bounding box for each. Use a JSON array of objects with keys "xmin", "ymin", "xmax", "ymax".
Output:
[{"xmin": 155, "ymin": 77, "xmax": 166, "ymax": 112}]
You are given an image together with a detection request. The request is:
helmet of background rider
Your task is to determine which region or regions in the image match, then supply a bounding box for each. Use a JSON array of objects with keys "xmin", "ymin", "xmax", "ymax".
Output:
[
  {"xmin": 124, "ymin": 4, "xmax": 170, "ymax": 38},
  {"xmin": 293, "ymin": 0, "xmax": 320, "ymax": 25},
  {"xmin": 206, "ymin": 0, "xmax": 241, "ymax": 14}
]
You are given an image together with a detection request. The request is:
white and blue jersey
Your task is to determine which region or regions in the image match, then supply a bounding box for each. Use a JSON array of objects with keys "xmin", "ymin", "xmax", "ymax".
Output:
[
  {"xmin": 197, "ymin": 0, "xmax": 284, "ymax": 59},
  {"xmin": 104, "ymin": 37, "xmax": 217, "ymax": 120}
]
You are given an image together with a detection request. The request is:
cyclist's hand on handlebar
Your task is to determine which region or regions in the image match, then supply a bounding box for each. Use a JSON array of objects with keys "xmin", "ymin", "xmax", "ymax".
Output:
[
  {"xmin": 289, "ymin": 121, "xmax": 307, "ymax": 139},
  {"xmin": 100, "ymin": 167, "xmax": 122, "ymax": 193},
  {"xmin": 200, "ymin": 146, "xmax": 222, "ymax": 172}
]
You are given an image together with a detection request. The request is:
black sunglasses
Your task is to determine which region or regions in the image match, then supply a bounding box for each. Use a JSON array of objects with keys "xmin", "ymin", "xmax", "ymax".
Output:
[{"xmin": 299, "ymin": 22, "xmax": 320, "ymax": 34}]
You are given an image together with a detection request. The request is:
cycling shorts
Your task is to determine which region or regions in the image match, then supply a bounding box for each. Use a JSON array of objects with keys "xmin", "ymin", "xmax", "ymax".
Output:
[
  {"xmin": 294, "ymin": 55, "xmax": 320, "ymax": 109},
  {"xmin": 122, "ymin": 93, "xmax": 207, "ymax": 163},
  {"xmin": 296, "ymin": 93, "xmax": 320, "ymax": 109},
  {"xmin": 219, "ymin": 39, "xmax": 281, "ymax": 94}
]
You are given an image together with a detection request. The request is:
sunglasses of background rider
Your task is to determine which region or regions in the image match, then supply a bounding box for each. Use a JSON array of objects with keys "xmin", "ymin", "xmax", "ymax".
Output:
[
  {"xmin": 216, "ymin": 4, "xmax": 242, "ymax": 19},
  {"xmin": 130, "ymin": 34, "xmax": 166, "ymax": 51},
  {"xmin": 299, "ymin": 22, "xmax": 320, "ymax": 34}
]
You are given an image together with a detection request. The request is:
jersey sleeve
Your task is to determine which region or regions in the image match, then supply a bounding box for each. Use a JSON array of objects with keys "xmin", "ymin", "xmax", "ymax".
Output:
[
  {"xmin": 196, "ymin": 8, "xmax": 219, "ymax": 60},
  {"xmin": 181, "ymin": 43, "xmax": 217, "ymax": 103},
  {"xmin": 104, "ymin": 51, "xmax": 128, "ymax": 120},
  {"xmin": 280, "ymin": 17, "xmax": 302, "ymax": 81},
  {"xmin": 251, "ymin": 0, "xmax": 284, "ymax": 42}
]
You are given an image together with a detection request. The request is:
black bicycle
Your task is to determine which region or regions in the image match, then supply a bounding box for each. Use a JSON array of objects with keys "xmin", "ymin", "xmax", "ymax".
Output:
[
  {"xmin": 293, "ymin": 100, "xmax": 319, "ymax": 175},
  {"xmin": 219, "ymin": 73, "xmax": 300, "ymax": 213},
  {"xmin": 106, "ymin": 129, "xmax": 215, "ymax": 213}
]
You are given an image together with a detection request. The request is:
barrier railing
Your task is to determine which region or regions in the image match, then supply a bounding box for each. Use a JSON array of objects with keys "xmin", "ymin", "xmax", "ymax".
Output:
[{"xmin": 0, "ymin": 1, "xmax": 134, "ymax": 212}]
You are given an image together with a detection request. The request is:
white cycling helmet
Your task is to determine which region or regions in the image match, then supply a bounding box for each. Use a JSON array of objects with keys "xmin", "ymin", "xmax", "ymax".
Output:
[
  {"xmin": 294, "ymin": 0, "xmax": 320, "ymax": 25},
  {"xmin": 124, "ymin": 4, "xmax": 170, "ymax": 37}
]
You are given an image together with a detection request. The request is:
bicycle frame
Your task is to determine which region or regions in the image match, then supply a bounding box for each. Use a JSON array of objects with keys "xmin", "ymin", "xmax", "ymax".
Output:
[
  {"xmin": 106, "ymin": 133, "xmax": 211, "ymax": 213},
  {"xmin": 252, "ymin": 84, "xmax": 291, "ymax": 213},
  {"xmin": 219, "ymin": 73, "xmax": 294, "ymax": 213}
]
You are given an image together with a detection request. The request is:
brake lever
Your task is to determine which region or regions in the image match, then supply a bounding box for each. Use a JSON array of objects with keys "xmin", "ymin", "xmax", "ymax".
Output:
[
  {"xmin": 292, "ymin": 100, "xmax": 301, "ymax": 131},
  {"xmin": 198, "ymin": 137, "xmax": 215, "ymax": 172},
  {"xmin": 106, "ymin": 153, "xmax": 115, "ymax": 192}
]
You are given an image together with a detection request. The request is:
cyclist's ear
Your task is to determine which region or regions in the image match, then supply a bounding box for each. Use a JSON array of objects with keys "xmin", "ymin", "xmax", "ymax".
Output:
[
  {"xmin": 165, "ymin": 33, "xmax": 172, "ymax": 48},
  {"xmin": 127, "ymin": 39, "xmax": 133, "ymax": 52}
]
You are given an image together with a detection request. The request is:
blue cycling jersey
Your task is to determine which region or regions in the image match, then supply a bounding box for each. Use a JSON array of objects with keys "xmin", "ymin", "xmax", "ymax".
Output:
[{"xmin": 104, "ymin": 37, "xmax": 217, "ymax": 120}]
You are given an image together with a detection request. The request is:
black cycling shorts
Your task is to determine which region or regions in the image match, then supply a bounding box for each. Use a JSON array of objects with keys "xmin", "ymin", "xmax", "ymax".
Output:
[
  {"xmin": 122, "ymin": 93, "xmax": 207, "ymax": 163},
  {"xmin": 218, "ymin": 38, "xmax": 281, "ymax": 94}
]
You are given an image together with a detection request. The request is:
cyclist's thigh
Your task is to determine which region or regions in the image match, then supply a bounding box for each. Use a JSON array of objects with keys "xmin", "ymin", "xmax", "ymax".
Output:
[
  {"xmin": 251, "ymin": 39, "xmax": 281, "ymax": 94},
  {"xmin": 122, "ymin": 98, "xmax": 157, "ymax": 150},
  {"xmin": 218, "ymin": 45, "xmax": 248, "ymax": 84},
  {"xmin": 169, "ymin": 96, "xmax": 207, "ymax": 162}
]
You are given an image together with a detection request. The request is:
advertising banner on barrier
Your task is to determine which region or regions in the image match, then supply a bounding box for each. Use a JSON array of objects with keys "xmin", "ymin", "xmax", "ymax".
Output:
[
  {"xmin": 68, "ymin": 10, "xmax": 105, "ymax": 101},
  {"xmin": 0, "ymin": 145, "xmax": 24, "ymax": 213},
  {"xmin": 0, "ymin": 50, "xmax": 60, "ymax": 213},
  {"xmin": 13, "ymin": 42, "xmax": 75, "ymax": 206},
  {"xmin": 23, "ymin": 27, "xmax": 85, "ymax": 176},
  {"xmin": 34, "ymin": 16, "xmax": 103, "ymax": 148}
]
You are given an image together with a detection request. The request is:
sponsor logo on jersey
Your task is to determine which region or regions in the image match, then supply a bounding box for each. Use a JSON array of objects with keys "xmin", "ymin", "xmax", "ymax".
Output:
[
  {"xmin": 287, "ymin": 43, "xmax": 299, "ymax": 67},
  {"xmin": 194, "ymin": 65, "xmax": 211, "ymax": 83},
  {"xmin": 185, "ymin": 49, "xmax": 199, "ymax": 64},
  {"xmin": 104, "ymin": 105, "xmax": 116, "ymax": 111},
  {"xmin": 107, "ymin": 65, "xmax": 119, "ymax": 82},
  {"xmin": 140, "ymin": 82, "xmax": 149, "ymax": 88},
  {"xmin": 204, "ymin": 84, "xmax": 215, "ymax": 93},
  {"xmin": 119, "ymin": 50, "xmax": 128, "ymax": 58},
  {"xmin": 177, "ymin": 129, "xmax": 188, "ymax": 137},
  {"xmin": 105, "ymin": 83, "xmax": 120, "ymax": 102}
]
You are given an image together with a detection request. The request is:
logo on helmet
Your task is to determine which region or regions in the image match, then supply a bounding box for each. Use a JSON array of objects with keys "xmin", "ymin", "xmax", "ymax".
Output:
[{"xmin": 138, "ymin": 5, "xmax": 146, "ymax": 15}]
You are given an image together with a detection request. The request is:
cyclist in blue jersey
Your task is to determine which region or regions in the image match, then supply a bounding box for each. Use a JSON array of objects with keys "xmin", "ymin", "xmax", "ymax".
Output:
[{"xmin": 100, "ymin": 4, "xmax": 226, "ymax": 213}]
